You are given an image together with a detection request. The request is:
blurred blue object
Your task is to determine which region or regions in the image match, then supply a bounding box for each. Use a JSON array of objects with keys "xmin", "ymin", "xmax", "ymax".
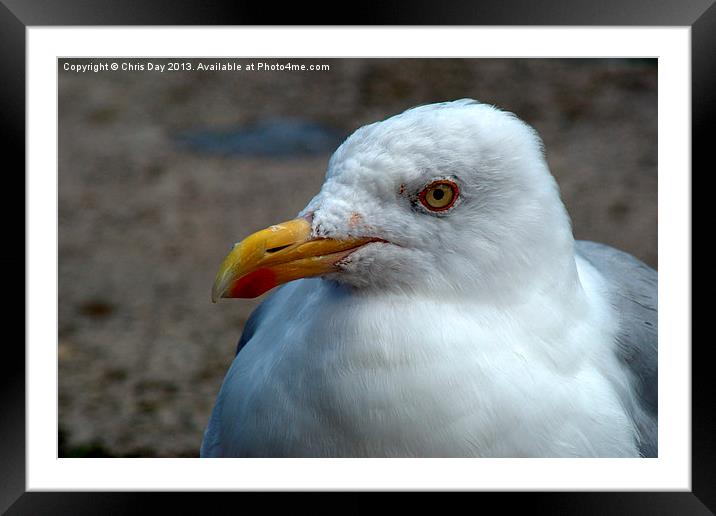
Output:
[{"xmin": 175, "ymin": 118, "xmax": 345, "ymax": 157}]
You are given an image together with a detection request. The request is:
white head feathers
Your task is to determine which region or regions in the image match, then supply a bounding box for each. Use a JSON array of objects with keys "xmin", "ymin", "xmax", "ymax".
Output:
[{"xmin": 300, "ymin": 99, "xmax": 578, "ymax": 302}]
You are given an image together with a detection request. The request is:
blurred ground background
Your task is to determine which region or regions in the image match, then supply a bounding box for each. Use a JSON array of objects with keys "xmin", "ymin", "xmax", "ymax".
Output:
[{"xmin": 58, "ymin": 58, "xmax": 657, "ymax": 457}]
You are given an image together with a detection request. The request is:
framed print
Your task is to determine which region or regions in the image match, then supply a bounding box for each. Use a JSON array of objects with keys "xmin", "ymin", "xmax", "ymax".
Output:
[{"xmin": 4, "ymin": 0, "xmax": 707, "ymax": 512}]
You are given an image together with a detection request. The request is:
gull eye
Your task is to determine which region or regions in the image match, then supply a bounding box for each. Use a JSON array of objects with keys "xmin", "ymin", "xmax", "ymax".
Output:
[{"xmin": 419, "ymin": 180, "xmax": 459, "ymax": 211}]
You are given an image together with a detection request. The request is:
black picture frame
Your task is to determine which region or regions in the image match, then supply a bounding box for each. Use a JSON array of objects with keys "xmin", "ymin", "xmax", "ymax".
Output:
[{"xmin": 3, "ymin": 0, "xmax": 706, "ymax": 512}]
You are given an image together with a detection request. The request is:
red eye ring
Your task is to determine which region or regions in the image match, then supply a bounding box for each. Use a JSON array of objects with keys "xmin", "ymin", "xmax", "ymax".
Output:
[{"xmin": 418, "ymin": 180, "xmax": 460, "ymax": 212}]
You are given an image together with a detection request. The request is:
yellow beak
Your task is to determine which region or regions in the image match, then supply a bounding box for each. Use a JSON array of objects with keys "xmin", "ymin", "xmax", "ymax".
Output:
[{"xmin": 212, "ymin": 218, "xmax": 377, "ymax": 301}]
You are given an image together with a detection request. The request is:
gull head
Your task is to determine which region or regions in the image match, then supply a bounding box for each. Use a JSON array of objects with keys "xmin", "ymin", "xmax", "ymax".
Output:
[{"xmin": 213, "ymin": 99, "xmax": 576, "ymax": 302}]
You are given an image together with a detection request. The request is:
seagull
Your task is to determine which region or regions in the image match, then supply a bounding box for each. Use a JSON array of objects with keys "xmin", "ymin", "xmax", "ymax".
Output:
[{"xmin": 201, "ymin": 99, "xmax": 657, "ymax": 458}]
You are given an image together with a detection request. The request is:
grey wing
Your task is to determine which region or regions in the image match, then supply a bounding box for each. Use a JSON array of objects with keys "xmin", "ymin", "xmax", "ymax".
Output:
[
  {"xmin": 200, "ymin": 292, "xmax": 276, "ymax": 457},
  {"xmin": 235, "ymin": 296, "xmax": 273, "ymax": 356},
  {"xmin": 576, "ymin": 240, "xmax": 658, "ymax": 457}
]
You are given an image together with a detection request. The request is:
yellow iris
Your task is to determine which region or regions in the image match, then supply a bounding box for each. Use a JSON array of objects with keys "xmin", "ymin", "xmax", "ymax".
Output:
[{"xmin": 422, "ymin": 182, "xmax": 456, "ymax": 210}]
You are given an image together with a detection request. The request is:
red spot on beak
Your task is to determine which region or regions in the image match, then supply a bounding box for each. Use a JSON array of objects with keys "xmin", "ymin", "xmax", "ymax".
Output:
[{"xmin": 229, "ymin": 268, "xmax": 278, "ymax": 298}]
